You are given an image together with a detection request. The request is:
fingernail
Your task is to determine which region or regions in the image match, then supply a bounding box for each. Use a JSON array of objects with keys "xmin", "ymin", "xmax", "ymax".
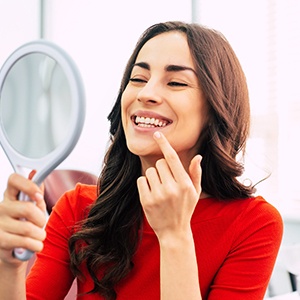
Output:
[
  {"xmin": 195, "ymin": 155, "xmax": 202, "ymax": 164},
  {"xmin": 34, "ymin": 192, "xmax": 44, "ymax": 201},
  {"xmin": 154, "ymin": 131, "xmax": 161, "ymax": 139}
]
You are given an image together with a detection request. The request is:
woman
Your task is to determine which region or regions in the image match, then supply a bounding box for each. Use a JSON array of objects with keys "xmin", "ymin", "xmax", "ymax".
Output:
[{"xmin": 0, "ymin": 21, "xmax": 283, "ymax": 300}]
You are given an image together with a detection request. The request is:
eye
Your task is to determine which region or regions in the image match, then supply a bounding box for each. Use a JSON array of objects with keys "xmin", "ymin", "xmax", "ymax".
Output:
[
  {"xmin": 129, "ymin": 77, "xmax": 147, "ymax": 84},
  {"xmin": 168, "ymin": 81, "xmax": 188, "ymax": 87}
]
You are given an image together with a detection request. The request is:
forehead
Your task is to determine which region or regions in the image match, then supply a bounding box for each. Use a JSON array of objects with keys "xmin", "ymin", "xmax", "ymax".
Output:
[{"xmin": 135, "ymin": 31, "xmax": 194, "ymax": 68}]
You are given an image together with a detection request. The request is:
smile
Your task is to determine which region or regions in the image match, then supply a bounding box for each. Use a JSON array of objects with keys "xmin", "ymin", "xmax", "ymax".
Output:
[{"xmin": 133, "ymin": 115, "xmax": 171, "ymax": 128}]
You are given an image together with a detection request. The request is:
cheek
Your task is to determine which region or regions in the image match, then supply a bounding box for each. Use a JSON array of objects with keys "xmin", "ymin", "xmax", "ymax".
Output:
[
  {"xmin": 180, "ymin": 104, "xmax": 208, "ymax": 141},
  {"xmin": 121, "ymin": 93, "xmax": 135, "ymax": 135},
  {"xmin": 120, "ymin": 95, "xmax": 128, "ymax": 129},
  {"xmin": 121, "ymin": 87, "xmax": 132, "ymax": 111}
]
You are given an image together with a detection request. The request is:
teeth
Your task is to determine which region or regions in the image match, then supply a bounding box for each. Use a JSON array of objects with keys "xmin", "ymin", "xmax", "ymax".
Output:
[{"xmin": 135, "ymin": 116, "xmax": 168, "ymax": 127}]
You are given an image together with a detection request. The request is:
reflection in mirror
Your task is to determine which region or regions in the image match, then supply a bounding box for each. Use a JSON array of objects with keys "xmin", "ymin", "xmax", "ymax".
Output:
[{"xmin": 0, "ymin": 53, "xmax": 72, "ymax": 159}]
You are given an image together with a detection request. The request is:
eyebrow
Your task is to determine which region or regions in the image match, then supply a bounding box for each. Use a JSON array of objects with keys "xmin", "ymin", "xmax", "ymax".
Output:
[{"xmin": 132, "ymin": 62, "xmax": 197, "ymax": 75}]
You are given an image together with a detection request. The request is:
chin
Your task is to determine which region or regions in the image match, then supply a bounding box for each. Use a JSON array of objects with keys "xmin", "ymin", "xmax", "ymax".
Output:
[
  {"xmin": 128, "ymin": 147, "xmax": 154, "ymax": 157},
  {"xmin": 126, "ymin": 142, "xmax": 159, "ymax": 157}
]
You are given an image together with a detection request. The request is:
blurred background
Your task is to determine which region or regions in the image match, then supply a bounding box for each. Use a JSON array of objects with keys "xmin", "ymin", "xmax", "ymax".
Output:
[{"xmin": 0, "ymin": 1, "xmax": 299, "ymax": 296}]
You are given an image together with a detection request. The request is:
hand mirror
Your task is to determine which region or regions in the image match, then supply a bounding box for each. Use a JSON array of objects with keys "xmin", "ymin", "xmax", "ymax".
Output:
[{"xmin": 0, "ymin": 40, "xmax": 85, "ymax": 261}]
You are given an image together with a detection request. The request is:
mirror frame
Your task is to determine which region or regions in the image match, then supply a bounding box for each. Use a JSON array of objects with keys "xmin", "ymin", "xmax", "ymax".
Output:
[{"xmin": 0, "ymin": 40, "xmax": 85, "ymax": 185}]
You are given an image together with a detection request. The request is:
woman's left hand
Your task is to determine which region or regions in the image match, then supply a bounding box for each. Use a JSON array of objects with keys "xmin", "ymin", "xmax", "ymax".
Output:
[{"xmin": 137, "ymin": 131, "xmax": 202, "ymax": 240}]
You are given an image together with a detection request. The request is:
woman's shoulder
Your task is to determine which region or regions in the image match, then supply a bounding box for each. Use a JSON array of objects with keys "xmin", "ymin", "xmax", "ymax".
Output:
[
  {"xmin": 192, "ymin": 195, "xmax": 283, "ymax": 248},
  {"xmin": 71, "ymin": 182, "xmax": 98, "ymax": 201},
  {"xmin": 240, "ymin": 195, "xmax": 282, "ymax": 218},
  {"xmin": 194, "ymin": 195, "xmax": 283, "ymax": 225},
  {"xmin": 51, "ymin": 183, "xmax": 97, "ymax": 222},
  {"xmin": 232, "ymin": 195, "xmax": 283, "ymax": 224}
]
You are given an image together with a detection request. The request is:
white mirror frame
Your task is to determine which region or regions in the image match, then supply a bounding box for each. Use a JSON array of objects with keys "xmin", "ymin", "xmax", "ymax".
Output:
[
  {"xmin": 0, "ymin": 40, "xmax": 85, "ymax": 186},
  {"xmin": 0, "ymin": 40, "xmax": 85, "ymax": 261}
]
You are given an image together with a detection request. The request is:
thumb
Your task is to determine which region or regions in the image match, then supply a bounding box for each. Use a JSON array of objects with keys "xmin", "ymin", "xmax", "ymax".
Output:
[{"xmin": 189, "ymin": 155, "xmax": 202, "ymax": 196}]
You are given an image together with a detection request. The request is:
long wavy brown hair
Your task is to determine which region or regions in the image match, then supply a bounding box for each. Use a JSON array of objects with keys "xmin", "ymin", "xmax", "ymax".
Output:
[{"xmin": 69, "ymin": 21, "xmax": 254, "ymax": 299}]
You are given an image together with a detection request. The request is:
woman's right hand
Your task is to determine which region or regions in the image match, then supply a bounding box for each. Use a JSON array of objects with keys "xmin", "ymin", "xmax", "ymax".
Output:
[{"xmin": 0, "ymin": 173, "xmax": 47, "ymax": 266}]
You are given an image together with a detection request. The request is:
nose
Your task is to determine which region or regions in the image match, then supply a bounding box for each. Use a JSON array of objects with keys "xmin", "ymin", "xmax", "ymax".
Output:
[{"xmin": 137, "ymin": 79, "xmax": 163, "ymax": 105}]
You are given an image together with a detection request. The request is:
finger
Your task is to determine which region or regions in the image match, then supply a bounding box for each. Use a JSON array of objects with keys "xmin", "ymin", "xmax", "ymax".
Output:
[
  {"xmin": 39, "ymin": 182, "xmax": 45, "ymax": 196},
  {"xmin": 153, "ymin": 131, "xmax": 187, "ymax": 181},
  {"xmin": 155, "ymin": 159, "xmax": 173, "ymax": 185},
  {"xmin": 4, "ymin": 174, "xmax": 46, "ymax": 213},
  {"xmin": 32, "ymin": 192, "xmax": 47, "ymax": 214},
  {"xmin": 3, "ymin": 217, "xmax": 46, "ymax": 241},
  {"xmin": 14, "ymin": 201, "xmax": 47, "ymax": 228},
  {"xmin": 5, "ymin": 173, "xmax": 43, "ymax": 200},
  {"xmin": 0, "ymin": 231, "xmax": 45, "ymax": 253},
  {"xmin": 189, "ymin": 155, "xmax": 202, "ymax": 195},
  {"xmin": 0, "ymin": 200, "xmax": 47, "ymax": 229},
  {"xmin": 145, "ymin": 167, "xmax": 162, "ymax": 189},
  {"xmin": 137, "ymin": 176, "xmax": 151, "ymax": 205},
  {"xmin": 28, "ymin": 170, "xmax": 46, "ymax": 209}
]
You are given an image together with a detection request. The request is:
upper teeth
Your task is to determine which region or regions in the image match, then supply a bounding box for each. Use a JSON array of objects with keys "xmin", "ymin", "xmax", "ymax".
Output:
[{"xmin": 135, "ymin": 116, "xmax": 167, "ymax": 127}]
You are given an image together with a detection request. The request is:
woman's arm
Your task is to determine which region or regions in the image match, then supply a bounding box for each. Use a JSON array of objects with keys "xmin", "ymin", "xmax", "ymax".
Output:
[
  {"xmin": 159, "ymin": 231, "xmax": 201, "ymax": 299},
  {"xmin": 0, "ymin": 173, "xmax": 47, "ymax": 299},
  {"xmin": 0, "ymin": 260, "xmax": 27, "ymax": 300},
  {"xmin": 137, "ymin": 132, "xmax": 202, "ymax": 300}
]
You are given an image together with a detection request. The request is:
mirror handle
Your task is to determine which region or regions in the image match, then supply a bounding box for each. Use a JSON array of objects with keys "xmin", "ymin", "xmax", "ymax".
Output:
[
  {"xmin": 12, "ymin": 192, "xmax": 35, "ymax": 261},
  {"xmin": 13, "ymin": 248, "xmax": 34, "ymax": 261}
]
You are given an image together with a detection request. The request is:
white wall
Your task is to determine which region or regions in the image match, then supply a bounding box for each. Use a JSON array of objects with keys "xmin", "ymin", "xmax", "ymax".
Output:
[
  {"xmin": 0, "ymin": 0, "xmax": 40, "ymax": 194},
  {"xmin": 0, "ymin": 0, "xmax": 191, "ymax": 195},
  {"xmin": 0, "ymin": 0, "xmax": 40, "ymax": 62},
  {"xmin": 196, "ymin": 0, "xmax": 300, "ymax": 214}
]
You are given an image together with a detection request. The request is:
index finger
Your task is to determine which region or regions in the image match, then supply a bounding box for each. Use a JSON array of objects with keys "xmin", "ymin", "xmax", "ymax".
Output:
[{"xmin": 153, "ymin": 131, "xmax": 187, "ymax": 181}]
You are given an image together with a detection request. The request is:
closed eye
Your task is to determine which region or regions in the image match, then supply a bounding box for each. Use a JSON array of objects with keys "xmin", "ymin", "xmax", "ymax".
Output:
[
  {"xmin": 168, "ymin": 81, "xmax": 188, "ymax": 87},
  {"xmin": 129, "ymin": 78, "xmax": 147, "ymax": 83}
]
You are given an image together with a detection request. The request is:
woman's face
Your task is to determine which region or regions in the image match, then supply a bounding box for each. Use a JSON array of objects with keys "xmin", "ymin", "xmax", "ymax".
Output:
[{"xmin": 121, "ymin": 31, "xmax": 208, "ymax": 169}]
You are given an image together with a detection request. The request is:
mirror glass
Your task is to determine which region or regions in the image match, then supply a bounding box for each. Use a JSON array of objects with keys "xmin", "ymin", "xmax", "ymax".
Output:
[{"xmin": 0, "ymin": 53, "xmax": 72, "ymax": 159}]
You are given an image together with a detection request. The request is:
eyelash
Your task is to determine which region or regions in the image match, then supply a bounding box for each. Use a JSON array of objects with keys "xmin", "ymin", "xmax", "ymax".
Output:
[
  {"xmin": 129, "ymin": 78, "xmax": 146, "ymax": 83},
  {"xmin": 129, "ymin": 78, "xmax": 188, "ymax": 87},
  {"xmin": 168, "ymin": 82, "xmax": 188, "ymax": 87}
]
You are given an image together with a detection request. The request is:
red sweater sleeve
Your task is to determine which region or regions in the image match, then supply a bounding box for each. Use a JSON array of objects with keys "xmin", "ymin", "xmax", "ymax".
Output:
[{"xmin": 26, "ymin": 184, "xmax": 97, "ymax": 300}]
